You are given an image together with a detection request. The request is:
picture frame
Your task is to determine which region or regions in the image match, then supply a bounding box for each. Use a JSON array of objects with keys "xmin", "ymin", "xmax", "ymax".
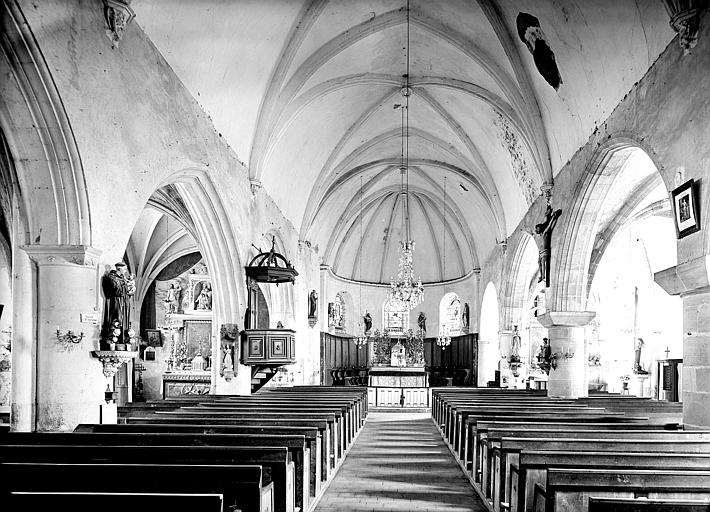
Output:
[
  {"xmin": 144, "ymin": 328, "xmax": 163, "ymax": 347},
  {"xmin": 671, "ymin": 179, "xmax": 701, "ymax": 239}
]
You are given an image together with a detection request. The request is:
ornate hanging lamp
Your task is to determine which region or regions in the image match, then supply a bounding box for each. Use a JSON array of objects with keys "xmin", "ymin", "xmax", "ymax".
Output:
[
  {"xmin": 437, "ymin": 174, "xmax": 451, "ymax": 350},
  {"xmin": 387, "ymin": 0, "xmax": 424, "ymax": 312},
  {"xmin": 354, "ymin": 176, "xmax": 368, "ymax": 348}
]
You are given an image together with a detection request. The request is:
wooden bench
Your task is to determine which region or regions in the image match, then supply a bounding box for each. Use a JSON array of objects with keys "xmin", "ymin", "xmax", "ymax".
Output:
[
  {"xmin": 0, "ymin": 444, "xmax": 296, "ymax": 512},
  {"xmin": 5, "ymin": 492, "xmax": 225, "ymax": 512},
  {"xmin": 76, "ymin": 423, "xmax": 324, "ymax": 498},
  {"xmin": 4, "ymin": 431, "xmax": 310, "ymax": 512},
  {"xmin": 0, "ymin": 462, "xmax": 272, "ymax": 512},
  {"xmin": 489, "ymin": 437, "xmax": 710, "ymax": 510},
  {"xmin": 588, "ymin": 497, "xmax": 710, "ymax": 511},
  {"xmin": 510, "ymin": 451, "xmax": 710, "ymax": 512},
  {"xmin": 536, "ymin": 468, "xmax": 710, "ymax": 512}
]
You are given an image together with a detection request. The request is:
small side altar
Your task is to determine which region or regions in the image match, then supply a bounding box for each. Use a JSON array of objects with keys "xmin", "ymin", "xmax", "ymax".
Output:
[
  {"xmin": 162, "ymin": 371, "xmax": 211, "ymax": 398},
  {"xmin": 369, "ymin": 366, "xmax": 427, "ymax": 387}
]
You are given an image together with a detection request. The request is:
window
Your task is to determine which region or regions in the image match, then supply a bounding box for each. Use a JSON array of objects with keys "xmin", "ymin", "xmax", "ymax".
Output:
[{"xmin": 383, "ymin": 297, "xmax": 409, "ymax": 334}]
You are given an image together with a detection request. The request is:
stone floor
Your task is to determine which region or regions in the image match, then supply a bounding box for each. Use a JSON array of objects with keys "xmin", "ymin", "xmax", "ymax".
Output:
[{"xmin": 313, "ymin": 412, "xmax": 488, "ymax": 512}]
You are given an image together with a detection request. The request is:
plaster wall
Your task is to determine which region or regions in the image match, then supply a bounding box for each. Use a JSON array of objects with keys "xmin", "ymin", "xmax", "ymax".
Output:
[
  {"xmin": 321, "ymin": 268, "xmax": 479, "ymax": 337},
  {"xmin": 12, "ymin": 0, "xmax": 322, "ymax": 396}
]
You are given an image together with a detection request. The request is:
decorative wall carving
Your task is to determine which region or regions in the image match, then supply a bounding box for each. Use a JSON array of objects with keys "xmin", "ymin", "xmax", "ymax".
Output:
[
  {"xmin": 103, "ymin": 0, "xmax": 135, "ymax": 49},
  {"xmin": 495, "ymin": 112, "xmax": 539, "ymax": 206},
  {"xmin": 662, "ymin": 0, "xmax": 706, "ymax": 53}
]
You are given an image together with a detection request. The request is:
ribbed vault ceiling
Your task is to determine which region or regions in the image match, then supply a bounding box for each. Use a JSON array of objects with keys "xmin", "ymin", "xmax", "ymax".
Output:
[{"xmin": 134, "ymin": 0, "xmax": 673, "ymax": 284}]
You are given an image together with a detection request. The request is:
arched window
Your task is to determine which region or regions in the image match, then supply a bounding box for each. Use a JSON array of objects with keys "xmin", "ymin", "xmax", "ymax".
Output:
[
  {"xmin": 439, "ymin": 292, "xmax": 462, "ymax": 336},
  {"xmin": 383, "ymin": 298, "xmax": 409, "ymax": 334}
]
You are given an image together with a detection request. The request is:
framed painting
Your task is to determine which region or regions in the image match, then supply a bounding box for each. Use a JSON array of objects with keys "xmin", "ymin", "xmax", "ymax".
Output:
[
  {"xmin": 671, "ymin": 179, "xmax": 700, "ymax": 238},
  {"xmin": 144, "ymin": 328, "xmax": 163, "ymax": 347},
  {"xmin": 183, "ymin": 319, "xmax": 212, "ymax": 360}
]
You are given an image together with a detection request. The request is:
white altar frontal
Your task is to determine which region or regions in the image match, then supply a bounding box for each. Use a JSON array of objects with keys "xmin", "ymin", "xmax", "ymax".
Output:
[{"xmin": 368, "ymin": 366, "xmax": 429, "ymax": 408}]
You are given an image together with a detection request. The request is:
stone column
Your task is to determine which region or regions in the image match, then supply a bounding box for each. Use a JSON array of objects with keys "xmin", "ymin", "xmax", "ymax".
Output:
[
  {"xmin": 10, "ymin": 245, "xmax": 35, "ymax": 431},
  {"xmin": 537, "ymin": 311, "xmax": 595, "ymax": 398},
  {"xmin": 655, "ymin": 256, "xmax": 710, "ymax": 429},
  {"xmin": 22, "ymin": 245, "xmax": 105, "ymax": 431}
]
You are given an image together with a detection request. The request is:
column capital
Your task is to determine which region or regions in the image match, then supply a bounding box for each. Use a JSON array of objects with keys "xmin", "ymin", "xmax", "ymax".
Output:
[
  {"xmin": 21, "ymin": 245, "xmax": 102, "ymax": 267},
  {"xmin": 537, "ymin": 310, "xmax": 595, "ymax": 328},
  {"xmin": 655, "ymin": 255, "xmax": 710, "ymax": 297}
]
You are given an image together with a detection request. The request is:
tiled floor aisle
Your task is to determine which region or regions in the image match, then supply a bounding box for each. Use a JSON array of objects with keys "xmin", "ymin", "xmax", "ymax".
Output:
[{"xmin": 313, "ymin": 412, "xmax": 488, "ymax": 512}]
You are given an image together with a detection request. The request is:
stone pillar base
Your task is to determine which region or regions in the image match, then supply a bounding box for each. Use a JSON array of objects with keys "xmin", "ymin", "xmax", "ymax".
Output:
[{"xmin": 537, "ymin": 311, "xmax": 595, "ymax": 399}]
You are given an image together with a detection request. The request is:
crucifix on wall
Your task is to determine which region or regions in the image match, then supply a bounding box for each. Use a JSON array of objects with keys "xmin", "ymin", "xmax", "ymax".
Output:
[{"xmin": 534, "ymin": 199, "xmax": 562, "ymax": 288}]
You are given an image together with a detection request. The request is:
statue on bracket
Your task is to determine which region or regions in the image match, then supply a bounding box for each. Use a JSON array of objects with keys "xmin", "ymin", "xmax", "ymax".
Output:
[
  {"xmin": 101, "ymin": 261, "xmax": 135, "ymax": 347},
  {"xmin": 534, "ymin": 200, "xmax": 562, "ymax": 288},
  {"xmin": 165, "ymin": 282, "xmax": 182, "ymax": 315},
  {"xmin": 363, "ymin": 312, "xmax": 372, "ymax": 334},
  {"xmin": 462, "ymin": 303, "xmax": 470, "ymax": 332},
  {"xmin": 308, "ymin": 290, "xmax": 318, "ymax": 319},
  {"xmin": 417, "ymin": 311, "xmax": 427, "ymax": 336}
]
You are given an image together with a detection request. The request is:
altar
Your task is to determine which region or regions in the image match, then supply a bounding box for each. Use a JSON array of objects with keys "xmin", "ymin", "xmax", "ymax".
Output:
[{"xmin": 369, "ymin": 366, "xmax": 427, "ymax": 387}]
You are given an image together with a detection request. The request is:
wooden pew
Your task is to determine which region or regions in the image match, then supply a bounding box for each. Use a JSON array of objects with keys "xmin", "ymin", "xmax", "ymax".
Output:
[
  {"xmin": 4, "ymin": 431, "xmax": 310, "ymax": 512},
  {"xmin": 491, "ymin": 438, "xmax": 710, "ymax": 512},
  {"xmin": 536, "ymin": 468, "xmax": 710, "ymax": 512},
  {"xmin": 120, "ymin": 415, "xmax": 334, "ymax": 481},
  {"xmin": 510, "ymin": 451, "xmax": 710, "ymax": 512},
  {"xmin": 76, "ymin": 423, "xmax": 323, "ymax": 499},
  {"xmin": 6, "ymin": 492, "xmax": 225, "ymax": 512},
  {"xmin": 588, "ymin": 497, "xmax": 710, "ymax": 511},
  {"xmin": 0, "ymin": 462, "xmax": 272, "ymax": 512},
  {"xmin": 0, "ymin": 444, "xmax": 296, "ymax": 512},
  {"xmin": 485, "ymin": 430, "xmax": 710, "ymax": 509},
  {"xmin": 467, "ymin": 421, "xmax": 682, "ymax": 477}
]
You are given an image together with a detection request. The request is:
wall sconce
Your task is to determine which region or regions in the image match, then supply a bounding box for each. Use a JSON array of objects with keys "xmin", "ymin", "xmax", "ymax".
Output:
[
  {"xmin": 550, "ymin": 347, "xmax": 575, "ymax": 371},
  {"xmin": 56, "ymin": 329, "xmax": 84, "ymax": 346}
]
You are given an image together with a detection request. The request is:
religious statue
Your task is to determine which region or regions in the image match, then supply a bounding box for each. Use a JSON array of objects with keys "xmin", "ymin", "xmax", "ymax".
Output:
[
  {"xmin": 536, "ymin": 337, "xmax": 552, "ymax": 374},
  {"xmin": 510, "ymin": 325, "xmax": 521, "ymax": 363},
  {"xmin": 516, "ymin": 13, "xmax": 562, "ymax": 90},
  {"xmin": 196, "ymin": 283, "xmax": 212, "ymax": 310},
  {"xmin": 220, "ymin": 323, "xmax": 238, "ymax": 381},
  {"xmin": 308, "ymin": 290, "xmax": 318, "ymax": 318},
  {"xmin": 534, "ymin": 201, "xmax": 562, "ymax": 288},
  {"xmin": 165, "ymin": 282, "xmax": 181, "ymax": 314},
  {"xmin": 417, "ymin": 312, "xmax": 427, "ymax": 335},
  {"xmin": 462, "ymin": 303, "xmax": 470, "ymax": 331},
  {"xmin": 633, "ymin": 337, "xmax": 648, "ymax": 374},
  {"xmin": 363, "ymin": 312, "xmax": 372, "ymax": 333},
  {"xmin": 101, "ymin": 262, "xmax": 135, "ymax": 347},
  {"xmin": 391, "ymin": 341, "xmax": 406, "ymax": 367}
]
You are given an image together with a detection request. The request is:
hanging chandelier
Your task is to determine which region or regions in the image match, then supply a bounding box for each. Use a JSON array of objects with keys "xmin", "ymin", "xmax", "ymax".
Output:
[
  {"xmin": 437, "ymin": 327, "xmax": 451, "ymax": 350},
  {"xmin": 355, "ymin": 175, "xmax": 369, "ymax": 349},
  {"xmin": 437, "ymin": 174, "xmax": 451, "ymax": 350},
  {"xmin": 387, "ymin": 0, "xmax": 423, "ymax": 312}
]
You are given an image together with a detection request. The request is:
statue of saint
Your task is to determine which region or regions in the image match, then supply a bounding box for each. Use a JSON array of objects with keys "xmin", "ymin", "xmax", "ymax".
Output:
[
  {"xmin": 196, "ymin": 283, "xmax": 212, "ymax": 310},
  {"xmin": 308, "ymin": 290, "xmax": 318, "ymax": 318},
  {"xmin": 633, "ymin": 337, "xmax": 648, "ymax": 374},
  {"xmin": 391, "ymin": 341, "xmax": 406, "ymax": 367},
  {"xmin": 462, "ymin": 303, "xmax": 470, "ymax": 330},
  {"xmin": 534, "ymin": 201, "xmax": 562, "ymax": 288},
  {"xmin": 165, "ymin": 282, "xmax": 181, "ymax": 314},
  {"xmin": 363, "ymin": 312, "xmax": 372, "ymax": 333},
  {"xmin": 510, "ymin": 325, "xmax": 521, "ymax": 362},
  {"xmin": 101, "ymin": 262, "xmax": 135, "ymax": 346},
  {"xmin": 417, "ymin": 312, "xmax": 426, "ymax": 335}
]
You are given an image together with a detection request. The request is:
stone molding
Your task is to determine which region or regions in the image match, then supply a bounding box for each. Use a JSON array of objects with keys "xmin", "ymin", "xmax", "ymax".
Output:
[
  {"xmin": 21, "ymin": 245, "xmax": 102, "ymax": 267},
  {"xmin": 537, "ymin": 311, "xmax": 596, "ymax": 328},
  {"xmin": 654, "ymin": 255, "xmax": 710, "ymax": 296}
]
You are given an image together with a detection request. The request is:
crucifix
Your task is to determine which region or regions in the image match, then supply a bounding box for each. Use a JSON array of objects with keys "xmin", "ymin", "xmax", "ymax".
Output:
[
  {"xmin": 534, "ymin": 198, "xmax": 562, "ymax": 288},
  {"xmin": 665, "ymin": 346, "xmax": 670, "ymax": 359}
]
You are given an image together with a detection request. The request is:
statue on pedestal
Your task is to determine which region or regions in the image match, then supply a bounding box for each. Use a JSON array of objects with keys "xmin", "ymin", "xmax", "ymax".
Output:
[
  {"xmin": 308, "ymin": 290, "xmax": 318, "ymax": 318},
  {"xmin": 101, "ymin": 262, "xmax": 135, "ymax": 347},
  {"xmin": 363, "ymin": 312, "xmax": 372, "ymax": 333},
  {"xmin": 417, "ymin": 312, "xmax": 427, "ymax": 335},
  {"xmin": 633, "ymin": 337, "xmax": 648, "ymax": 374}
]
